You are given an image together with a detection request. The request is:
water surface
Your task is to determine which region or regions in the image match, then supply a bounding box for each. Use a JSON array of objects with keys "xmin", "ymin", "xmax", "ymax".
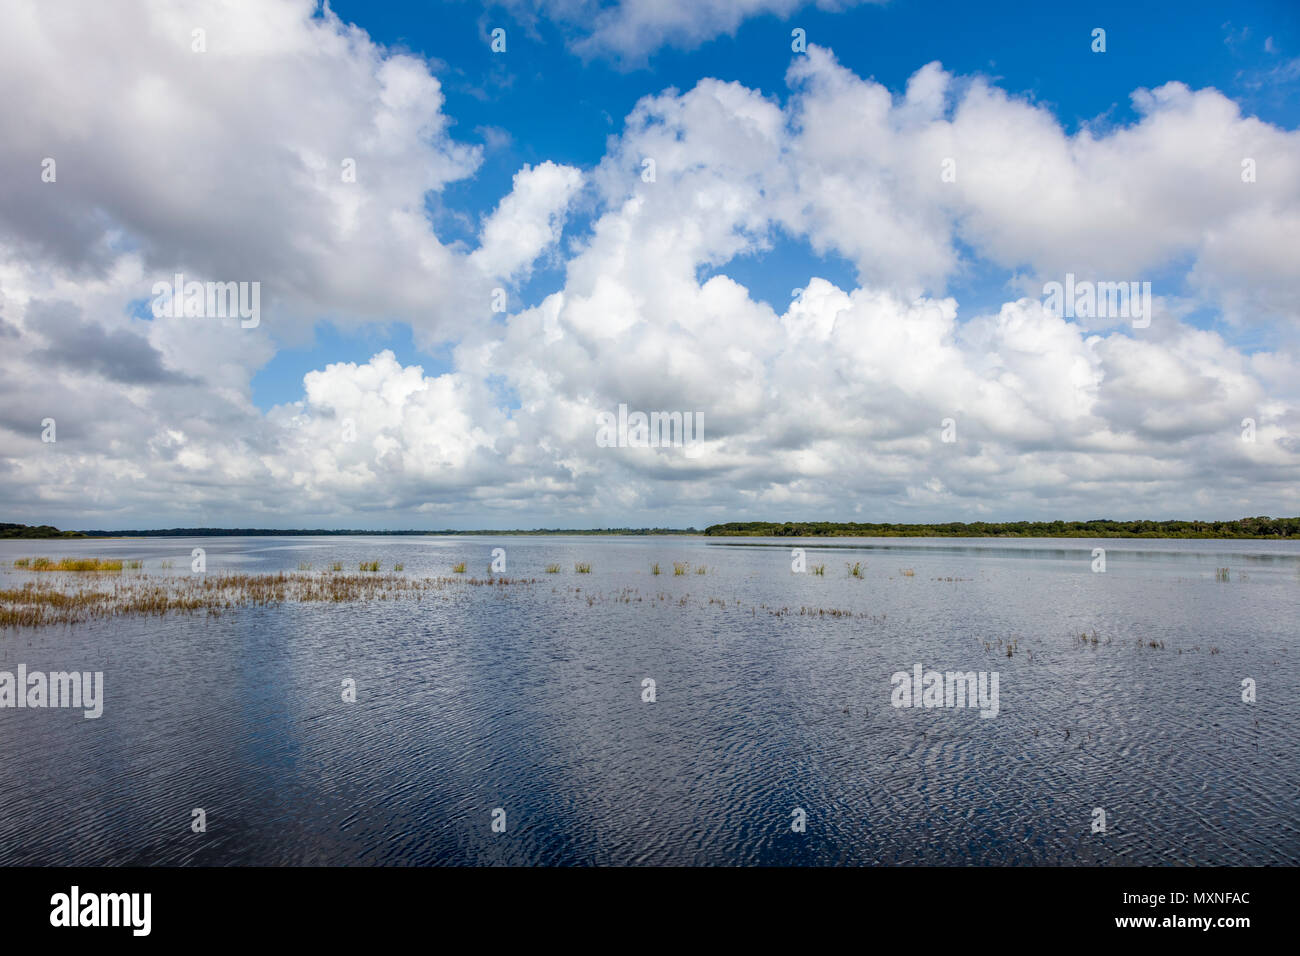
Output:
[{"xmin": 1, "ymin": 535, "xmax": 1296, "ymax": 865}]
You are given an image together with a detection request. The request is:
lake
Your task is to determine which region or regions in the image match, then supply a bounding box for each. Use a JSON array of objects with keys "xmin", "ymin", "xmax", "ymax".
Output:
[{"xmin": 1, "ymin": 535, "xmax": 1296, "ymax": 865}]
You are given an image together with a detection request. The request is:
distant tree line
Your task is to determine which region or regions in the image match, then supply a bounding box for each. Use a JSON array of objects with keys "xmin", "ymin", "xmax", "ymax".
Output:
[
  {"xmin": 0, "ymin": 523, "xmax": 85, "ymax": 539},
  {"xmin": 68, "ymin": 526, "xmax": 701, "ymax": 537},
  {"xmin": 703, "ymin": 517, "xmax": 1300, "ymax": 538}
]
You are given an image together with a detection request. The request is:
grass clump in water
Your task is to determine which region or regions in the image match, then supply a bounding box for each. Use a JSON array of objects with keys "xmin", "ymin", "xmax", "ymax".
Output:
[
  {"xmin": 847, "ymin": 561, "xmax": 864, "ymax": 578},
  {"xmin": 673, "ymin": 561, "xmax": 689, "ymax": 576},
  {"xmin": 812, "ymin": 563, "xmax": 825, "ymax": 575},
  {"xmin": 545, "ymin": 564, "xmax": 561, "ymax": 573},
  {"xmin": 359, "ymin": 561, "xmax": 381, "ymax": 572},
  {"xmin": 25, "ymin": 557, "xmax": 124, "ymax": 572},
  {"xmin": 575, "ymin": 562, "xmax": 592, "ymax": 573},
  {"xmin": 651, "ymin": 562, "xmax": 661, "ymax": 575},
  {"xmin": 452, "ymin": 562, "xmax": 467, "ymax": 574},
  {"xmin": 329, "ymin": 561, "xmax": 344, "ymax": 572}
]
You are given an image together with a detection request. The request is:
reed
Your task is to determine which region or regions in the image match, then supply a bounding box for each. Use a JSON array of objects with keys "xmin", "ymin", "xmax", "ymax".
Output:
[
  {"xmin": 23, "ymin": 557, "xmax": 124, "ymax": 572},
  {"xmin": 452, "ymin": 562, "xmax": 467, "ymax": 574},
  {"xmin": 847, "ymin": 561, "xmax": 864, "ymax": 578},
  {"xmin": 359, "ymin": 561, "xmax": 381, "ymax": 572},
  {"xmin": 812, "ymin": 563, "xmax": 825, "ymax": 575},
  {"xmin": 695, "ymin": 565, "xmax": 707, "ymax": 574},
  {"xmin": 545, "ymin": 564, "xmax": 561, "ymax": 573},
  {"xmin": 329, "ymin": 561, "xmax": 344, "ymax": 572},
  {"xmin": 673, "ymin": 561, "xmax": 689, "ymax": 576},
  {"xmin": 651, "ymin": 562, "xmax": 660, "ymax": 575},
  {"xmin": 0, "ymin": 570, "xmax": 540, "ymax": 628},
  {"xmin": 575, "ymin": 562, "xmax": 591, "ymax": 573},
  {"xmin": 298, "ymin": 561, "xmax": 313, "ymax": 570},
  {"xmin": 393, "ymin": 563, "xmax": 404, "ymax": 572},
  {"xmin": 1215, "ymin": 567, "xmax": 1230, "ymax": 582}
]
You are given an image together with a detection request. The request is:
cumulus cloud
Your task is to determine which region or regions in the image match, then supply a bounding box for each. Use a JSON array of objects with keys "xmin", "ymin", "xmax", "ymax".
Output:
[
  {"xmin": 0, "ymin": 0, "xmax": 581, "ymax": 347},
  {"xmin": 506, "ymin": 0, "xmax": 882, "ymax": 65},
  {"xmin": 0, "ymin": 4, "xmax": 1296, "ymax": 528}
]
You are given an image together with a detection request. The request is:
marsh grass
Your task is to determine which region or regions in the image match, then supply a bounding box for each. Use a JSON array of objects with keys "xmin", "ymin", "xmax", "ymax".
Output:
[
  {"xmin": 673, "ymin": 561, "xmax": 689, "ymax": 576},
  {"xmin": 359, "ymin": 560, "xmax": 381, "ymax": 572},
  {"xmin": 651, "ymin": 562, "xmax": 661, "ymax": 575},
  {"xmin": 21, "ymin": 557, "xmax": 124, "ymax": 572},
  {"xmin": 695, "ymin": 565, "xmax": 707, "ymax": 574},
  {"xmin": 545, "ymin": 564, "xmax": 561, "ymax": 573},
  {"xmin": 575, "ymin": 562, "xmax": 591, "ymax": 573},
  {"xmin": 393, "ymin": 563, "xmax": 404, "ymax": 572},
  {"xmin": 452, "ymin": 562, "xmax": 467, "ymax": 574},
  {"xmin": 847, "ymin": 561, "xmax": 864, "ymax": 578},
  {"xmin": 298, "ymin": 561, "xmax": 313, "ymax": 571},
  {"xmin": 329, "ymin": 562, "xmax": 344, "ymax": 572},
  {"xmin": 1215, "ymin": 567, "xmax": 1230, "ymax": 582},
  {"xmin": 160, "ymin": 560, "xmax": 174, "ymax": 569},
  {"xmin": 812, "ymin": 563, "xmax": 825, "ymax": 575},
  {"xmin": 0, "ymin": 571, "xmax": 539, "ymax": 628}
]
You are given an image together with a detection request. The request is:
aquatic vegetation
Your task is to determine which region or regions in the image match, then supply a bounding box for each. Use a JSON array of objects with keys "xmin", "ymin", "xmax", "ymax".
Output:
[
  {"xmin": 673, "ymin": 561, "xmax": 689, "ymax": 575},
  {"xmin": 298, "ymin": 561, "xmax": 313, "ymax": 570},
  {"xmin": 695, "ymin": 565, "xmax": 707, "ymax": 574},
  {"xmin": 811, "ymin": 563, "xmax": 825, "ymax": 575},
  {"xmin": 0, "ymin": 571, "xmax": 539, "ymax": 628},
  {"xmin": 545, "ymin": 564, "xmax": 561, "ymax": 574},
  {"xmin": 899, "ymin": 568, "xmax": 915, "ymax": 577},
  {"xmin": 393, "ymin": 563, "xmax": 404, "ymax": 572},
  {"xmin": 329, "ymin": 562, "xmax": 344, "ymax": 572},
  {"xmin": 359, "ymin": 561, "xmax": 381, "ymax": 572},
  {"xmin": 651, "ymin": 562, "xmax": 660, "ymax": 575},
  {"xmin": 847, "ymin": 561, "xmax": 864, "ymax": 578},
  {"xmin": 12, "ymin": 558, "xmax": 30, "ymax": 567},
  {"xmin": 125, "ymin": 560, "xmax": 143, "ymax": 570},
  {"xmin": 452, "ymin": 562, "xmax": 467, "ymax": 574},
  {"xmin": 160, "ymin": 560, "xmax": 173, "ymax": 569},
  {"xmin": 1215, "ymin": 567, "xmax": 1230, "ymax": 581},
  {"xmin": 21, "ymin": 557, "xmax": 124, "ymax": 572},
  {"xmin": 575, "ymin": 562, "xmax": 592, "ymax": 573}
]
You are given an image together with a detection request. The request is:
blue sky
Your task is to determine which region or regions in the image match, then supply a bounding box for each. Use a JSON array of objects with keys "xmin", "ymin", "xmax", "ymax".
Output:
[
  {"xmin": 4, "ymin": 0, "xmax": 1300, "ymax": 529},
  {"xmin": 246, "ymin": 0, "xmax": 1300, "ymax": 412}
]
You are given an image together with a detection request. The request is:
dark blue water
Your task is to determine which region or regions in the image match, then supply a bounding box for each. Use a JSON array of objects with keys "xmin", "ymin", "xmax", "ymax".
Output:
[{"xmin": 1, "ymin": 535, "xmax": 1297, "ymax": 865}]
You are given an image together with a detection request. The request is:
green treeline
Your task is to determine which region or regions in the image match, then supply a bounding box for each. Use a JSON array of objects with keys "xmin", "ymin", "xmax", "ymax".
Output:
[
  {"xmin": 0, "ymin": 523, "xmax": 85, "ymax": 539},
  {"xmin": 70, "ymin": 527, "xmax": 700, "ymax": 537},
  {"xmin": 703, "ymin": 516, "xmax": 1300, "ymax": 538}
]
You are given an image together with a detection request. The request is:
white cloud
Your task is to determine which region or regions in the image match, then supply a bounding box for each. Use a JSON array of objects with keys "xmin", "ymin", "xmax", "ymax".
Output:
[
  {"xmin": 0, "ymin": 5, "xmax": 1297, "ymax": 528},
  {"xmin": 509, "ymin": 0, "xmax": 883, "ymax": 64}
]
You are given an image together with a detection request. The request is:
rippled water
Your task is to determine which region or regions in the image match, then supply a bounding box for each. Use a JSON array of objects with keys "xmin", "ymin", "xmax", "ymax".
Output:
[{"xmin": 1, "ymin": 535, "xmax": 1296, "ymax": 865}]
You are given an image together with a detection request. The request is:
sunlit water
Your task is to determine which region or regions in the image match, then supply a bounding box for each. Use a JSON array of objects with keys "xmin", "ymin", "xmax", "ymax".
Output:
[{"xmin": 1, "ymin": 535, "xmax": 1296, "ymax": 865}]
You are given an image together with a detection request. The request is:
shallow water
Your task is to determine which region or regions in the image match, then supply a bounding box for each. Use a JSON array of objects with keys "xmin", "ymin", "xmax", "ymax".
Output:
[{"xmin": 1, "ymin": 534, "xmax": 1297, "ymax": 865}]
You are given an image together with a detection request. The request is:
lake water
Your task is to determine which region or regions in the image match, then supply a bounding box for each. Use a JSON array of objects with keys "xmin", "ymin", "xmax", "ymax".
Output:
[{"xmin": 1, "ymin": 535, "xmax": 1296, "ymax": 865}]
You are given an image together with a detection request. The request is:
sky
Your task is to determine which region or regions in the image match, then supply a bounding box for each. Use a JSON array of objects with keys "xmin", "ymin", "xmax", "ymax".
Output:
[{"xmin": 1, "ymin": 0, "xmax": 1298, "ymax": 530}]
